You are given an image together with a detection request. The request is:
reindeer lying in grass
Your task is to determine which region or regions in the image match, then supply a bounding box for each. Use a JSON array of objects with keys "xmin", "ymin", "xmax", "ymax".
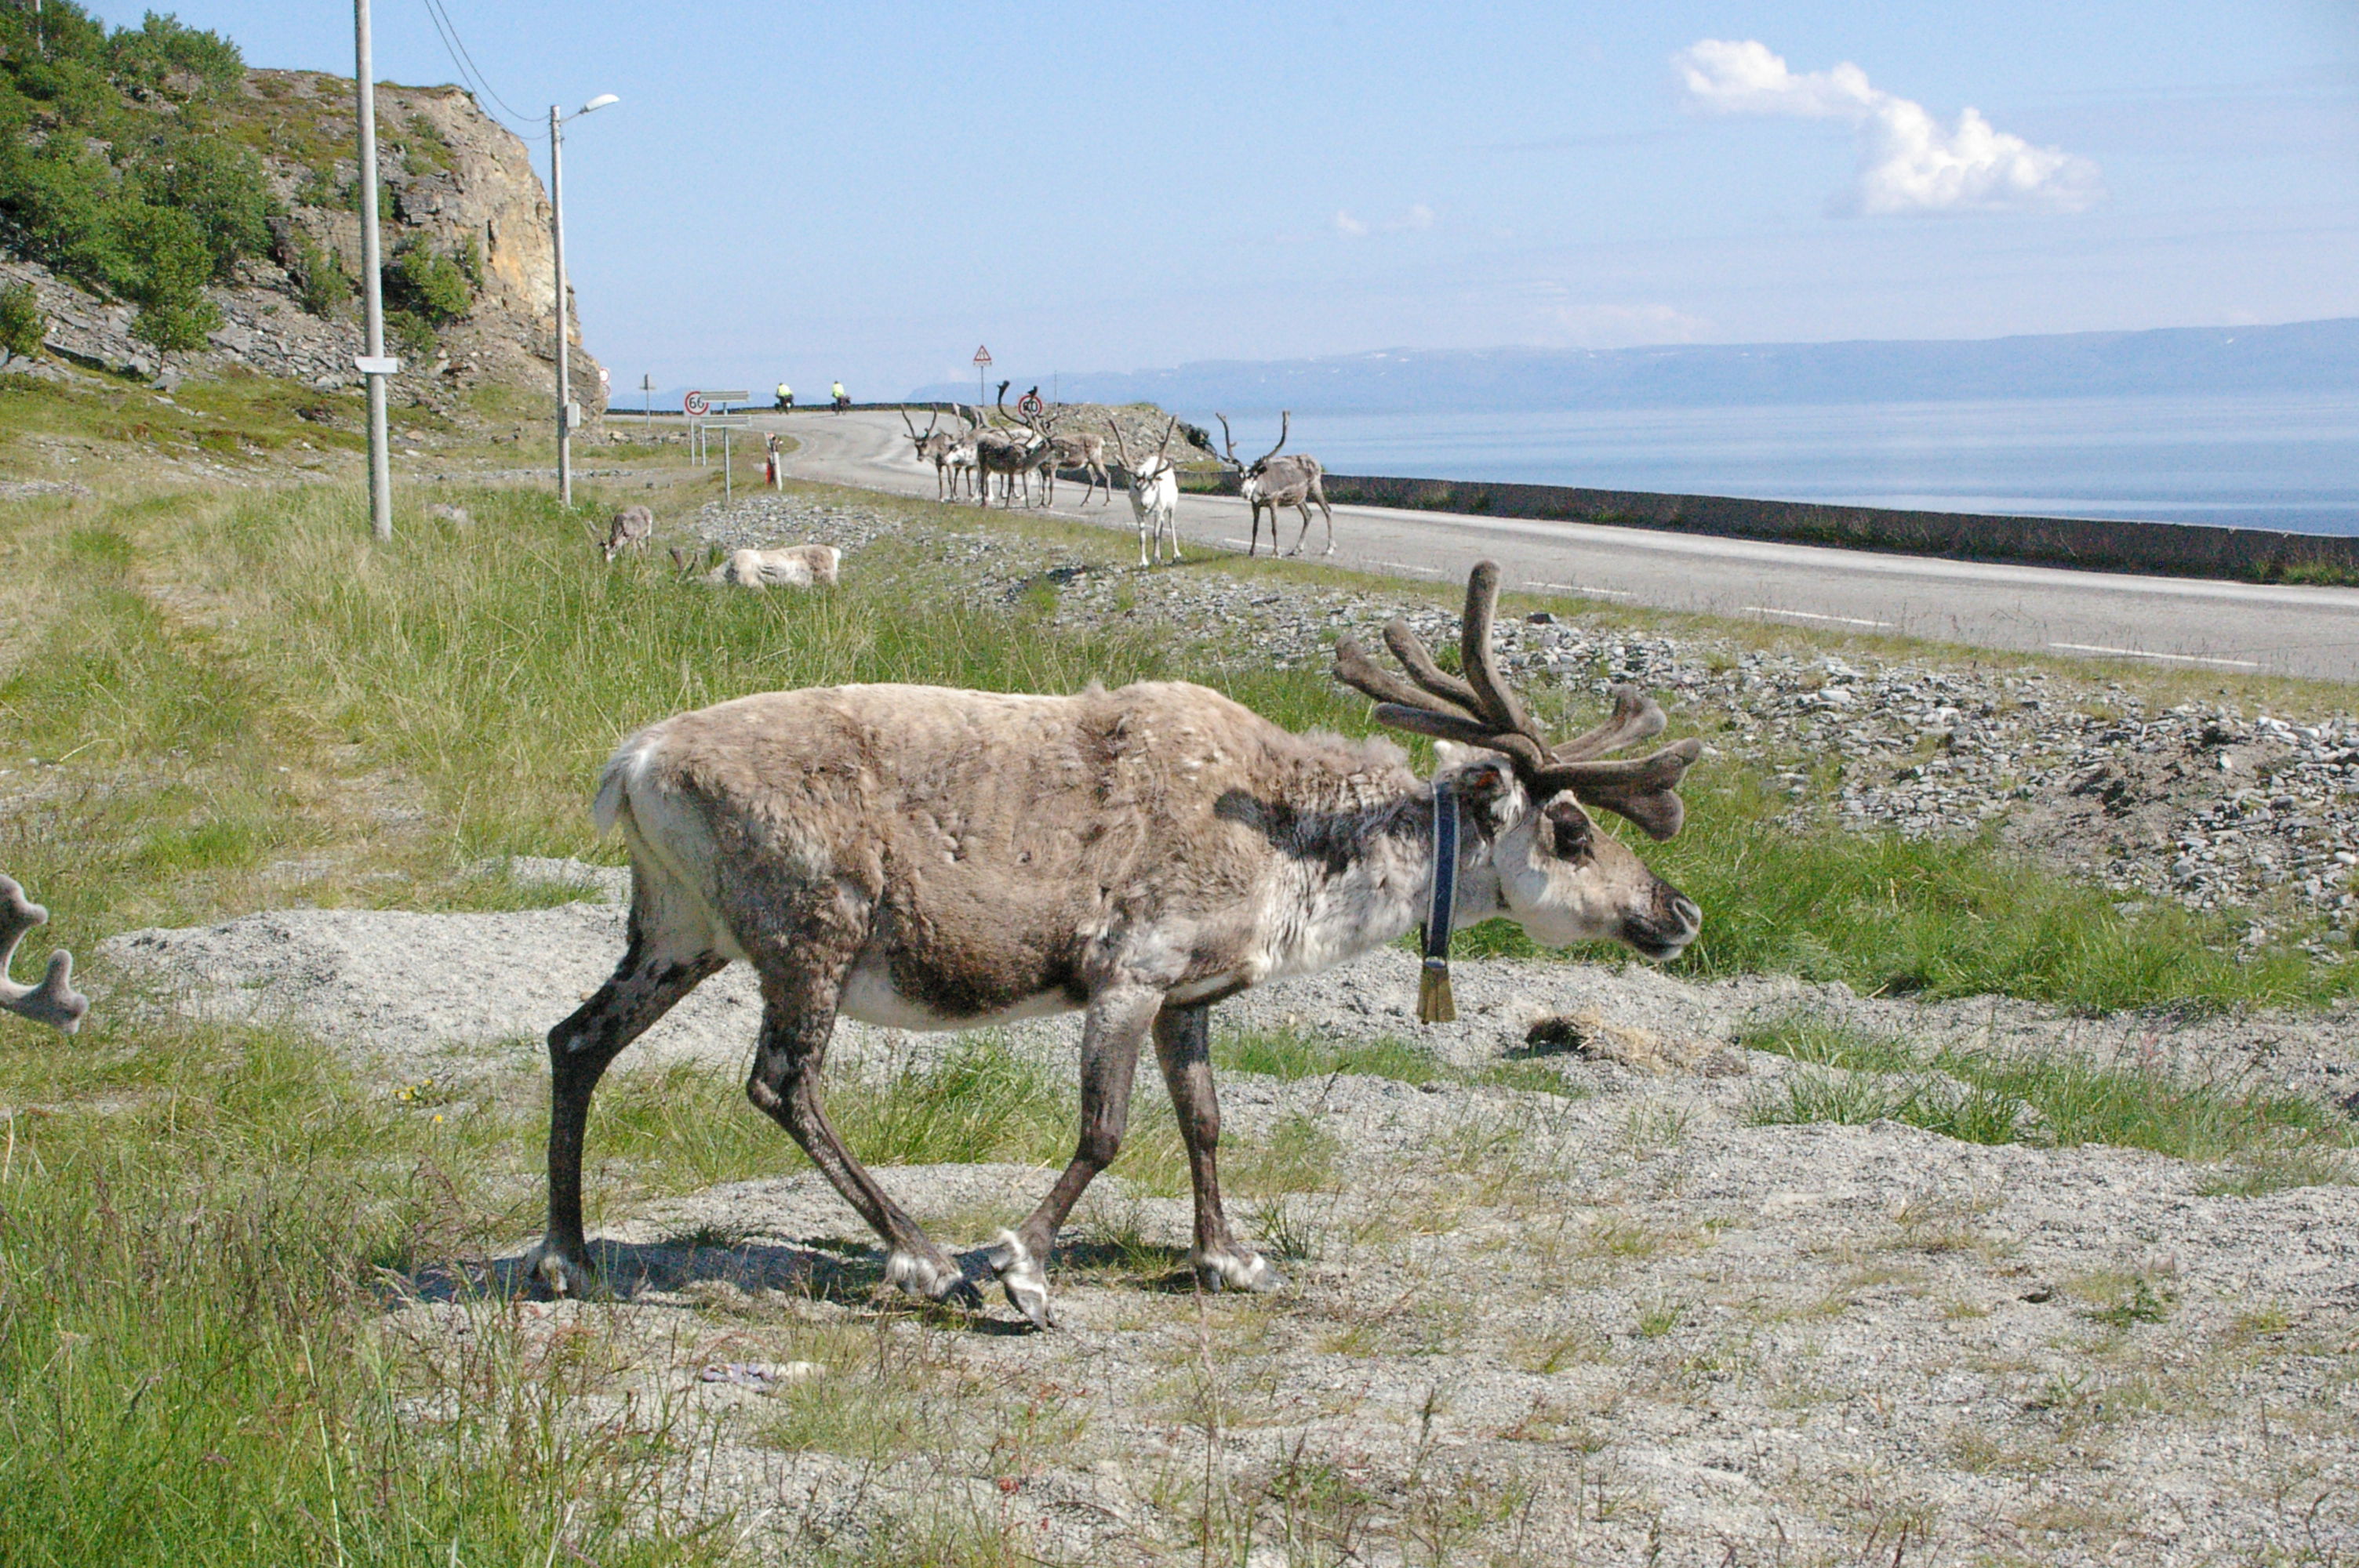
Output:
[
  {"xmin": 529, "ymin": 561, "xmax": 1701, "ymax": 1327},
  {"xmin": 667, "ymin": 542, "xmax": 841, "ymax": 589}
]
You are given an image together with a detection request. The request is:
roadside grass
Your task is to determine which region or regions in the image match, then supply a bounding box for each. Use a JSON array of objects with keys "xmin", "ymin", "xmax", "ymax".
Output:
[
  {"xmin": 1743, "ymin": 1015, "xmax": 2357, "ymax": 1190},
  {"xmin": 0, "ymin": 1018, "xmax": 722, "ymax": 1567}
]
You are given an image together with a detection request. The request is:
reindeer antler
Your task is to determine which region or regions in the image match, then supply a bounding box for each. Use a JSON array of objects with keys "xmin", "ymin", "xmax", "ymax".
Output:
[
  {"xmin": 1256, "ymin": 411, "xmax": 1290, "ymax": 468},
  {"xmin": 1157, "ymin": 416, "xmax": 1177, "ymax": 456},
  {"xmin": 0, "ymin": 875, "xmax": 86, "ymax": 1033},
  {"xmin": 1216, "ymin": 413, "xmax": 1238, "ymax": 466},
  {"xmin": 1332, "ymin": 561, "xmax": 1702, "ymax": 839},
  {"xmin": 1103, "ymin": 416, "xmax": 1134, "ymax": 470}
]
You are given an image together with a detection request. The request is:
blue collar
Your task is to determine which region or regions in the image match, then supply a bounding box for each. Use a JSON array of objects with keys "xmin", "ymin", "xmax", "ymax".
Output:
[{"xmin": 1418, "ymin": 782, "xmax": 1459, "ymax": 1025}]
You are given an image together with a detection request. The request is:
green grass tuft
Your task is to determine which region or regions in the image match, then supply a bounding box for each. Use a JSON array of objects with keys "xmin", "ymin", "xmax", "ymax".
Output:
[{"xmin": 1743, "ymin": 1015, "xmax": 2356, "ymax": 1180}]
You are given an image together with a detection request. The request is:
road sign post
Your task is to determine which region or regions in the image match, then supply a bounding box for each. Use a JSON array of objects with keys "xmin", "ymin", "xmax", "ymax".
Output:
[{"xmin": 973, "ymin": 344, "xmax": 991, "ymax": 410}]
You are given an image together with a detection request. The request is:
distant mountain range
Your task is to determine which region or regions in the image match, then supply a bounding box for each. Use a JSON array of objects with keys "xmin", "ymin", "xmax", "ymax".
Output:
[{"xmin": 911, "ymin": 318, "xmax": 2359, "ymax": 414}]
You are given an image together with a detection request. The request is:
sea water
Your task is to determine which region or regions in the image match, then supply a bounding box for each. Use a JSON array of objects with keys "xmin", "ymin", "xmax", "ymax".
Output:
[{"xmin": 1191, "ymin": 392, "xmax": 2359, "ymax": 535}]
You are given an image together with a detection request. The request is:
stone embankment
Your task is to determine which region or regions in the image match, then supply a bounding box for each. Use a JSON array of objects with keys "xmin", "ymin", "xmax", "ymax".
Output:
[{"xmin": 696, "ymin": 492, "xmax": 2359, "ymax": 950}]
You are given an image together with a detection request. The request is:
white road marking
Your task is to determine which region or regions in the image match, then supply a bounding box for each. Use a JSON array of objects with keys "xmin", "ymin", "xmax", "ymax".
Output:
[
  {"xmin": 1371, "ymin": 559, "xmax": 1441, "ymax": 575},
  {"xmin": 1742, "ymin": 605, "xmax": 1895, "ymax": 629},
  {"xmin": 1528, "ymin": 579, "xmax": 1633, "ymax": 598},
  {"xmin": 1220, "ymin": 538, "xmax": 1252, "ymax": 547},
  {"xmin": 2047, "ymin": 641, "xmax": 2262, "ymax": 669}
]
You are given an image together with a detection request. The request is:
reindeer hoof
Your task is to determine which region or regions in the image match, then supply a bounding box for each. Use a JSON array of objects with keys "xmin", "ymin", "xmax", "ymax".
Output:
[
  {"xmin": 524, "ymin": 1240, "xmax": 596, "ymax": 1299},
  {"xmin": 884, "ymin": 1247, "xmax": 973, "ymax": 1307},
  {"xmin": 1193, "ymin": 1249, "xmax": 1285, "ymax": 1295},
  {"xmin": 987, "ymin": 1229, "xmax": 1055, "ymax": 1330}
]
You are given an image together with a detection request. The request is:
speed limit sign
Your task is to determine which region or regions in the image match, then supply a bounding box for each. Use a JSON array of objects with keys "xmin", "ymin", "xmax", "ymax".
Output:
[
  {"xmin": 682, "ymin": 390, "xmax": 710, "ymax": 416},
  {"xmin": 1016, "ymin": 390, "xmax": 1045, "ymax": 419}
]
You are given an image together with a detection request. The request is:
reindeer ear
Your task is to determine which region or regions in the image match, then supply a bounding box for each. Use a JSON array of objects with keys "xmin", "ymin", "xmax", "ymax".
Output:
[
  {"xmin": 1452, "ymin": 758, "xmax": 1514, "ymax": 810},
  {"xmin": 1541, "ymin": 792, "xmax": 1595, "ymax": 858}
]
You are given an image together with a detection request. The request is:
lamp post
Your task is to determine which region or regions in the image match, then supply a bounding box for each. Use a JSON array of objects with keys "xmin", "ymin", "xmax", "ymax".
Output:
[
  {"xmin": 353, "ymin": 0, "xmax": 394, "ymax": 540},
  {"xmin": 550, "ymin": 93, "xmax": 618, "ymax": 507}
]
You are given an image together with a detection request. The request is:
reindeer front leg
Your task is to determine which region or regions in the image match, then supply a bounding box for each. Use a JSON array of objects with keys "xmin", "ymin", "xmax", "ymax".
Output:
[
  {"xmin": 990, "ymin": 986, "xmax": 1160, "ymax": 1329},
  {"xmin": 1152, "ymin": 1001, "xmax": 1283, "ymax": 1294}
]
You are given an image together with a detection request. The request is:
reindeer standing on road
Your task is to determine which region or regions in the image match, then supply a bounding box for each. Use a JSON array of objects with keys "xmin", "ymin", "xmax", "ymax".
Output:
[
  {"xmin": 1110, "ymin": 415, "xmax": 1183, "ymax": 566},
  {"xmin": 1219, "ymin": 412, "xmax": 1334, "ymax": 557},
  {"xmin": 900, "ymin": 410, "xmax": 964, "ymax": 503}
]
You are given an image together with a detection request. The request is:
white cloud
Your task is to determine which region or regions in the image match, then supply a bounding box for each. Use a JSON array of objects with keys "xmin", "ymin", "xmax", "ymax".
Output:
[
  {"xmin": 1335, "ymin": 204, "xmax": 1436, "ymax": 240},
  {"xmin": 1535, "ymin": 296, "xmax": 1712, "ymax": 347},
  {"xmin": 1674, "ymin": 38, "xmax": 2103, "ymax": 216}
]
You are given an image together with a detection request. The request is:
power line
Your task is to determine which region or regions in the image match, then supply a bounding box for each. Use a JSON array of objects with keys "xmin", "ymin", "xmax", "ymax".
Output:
[{"xmin": 413, "ymin": 0, "xmax": 530, "ymax": 128}]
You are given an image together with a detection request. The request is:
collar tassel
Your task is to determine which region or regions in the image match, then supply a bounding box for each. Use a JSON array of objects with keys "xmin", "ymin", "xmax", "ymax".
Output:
[{"xmin": 1418, "ymin": 782, "xmax": 1460, "ymax": 1025}]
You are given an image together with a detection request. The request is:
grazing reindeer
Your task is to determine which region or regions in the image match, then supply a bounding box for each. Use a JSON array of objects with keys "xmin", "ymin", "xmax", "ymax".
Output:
[
  {"xmin": 1110, "ymin": 414, "xmax": 1183, "ymax": 566},
  {"xmin": 669, "ymin": 542, "xmax": 841, "ymax": 589},
  {"xmin": 1218, "ymin": 412, "xmax": 1334, "ymax": 557},
  {"xmin": 900, "ymin": 410, "xmax": 963, "ymax": 503},
  {"xmin": 602, "ymin": 505, "xmax": 654, "ymax": 562},
  {"xmin": 528, "ymin": 561, "xmax": 1703, "ymax": 1328},
  {"xmin": 0, "ymin": 875, "xmax": 87, "ymax": 1033}
]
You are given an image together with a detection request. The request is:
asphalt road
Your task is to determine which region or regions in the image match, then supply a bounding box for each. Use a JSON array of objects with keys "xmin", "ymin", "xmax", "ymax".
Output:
[{"xmin": 760, "ymin": 408, "xmax": 2359, "ymax": 684}]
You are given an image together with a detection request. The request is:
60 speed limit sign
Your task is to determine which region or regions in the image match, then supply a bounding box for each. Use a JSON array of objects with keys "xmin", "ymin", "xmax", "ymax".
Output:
[{"xmin": 682, "ymin": 390, "xmax": 710, "ymax": 416}]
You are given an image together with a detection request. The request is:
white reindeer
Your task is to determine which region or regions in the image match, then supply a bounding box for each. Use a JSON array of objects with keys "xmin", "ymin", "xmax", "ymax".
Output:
[
  {"xmin": 1109, "ymin": 415, "xmax": 1183, "ymax": 566},
  {"xmin": 669, "ymin": 543, "xmax": 841, "ymax": 589},
  {"xmin": 526, "ymin": 562, "xmax": 1703, "ymax": 1329}
]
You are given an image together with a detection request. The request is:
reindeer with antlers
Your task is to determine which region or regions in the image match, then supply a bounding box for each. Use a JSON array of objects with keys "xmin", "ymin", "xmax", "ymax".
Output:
[
  {"xmin": 900, "ymin": 410, "xmax": 965, "ymax": 503},
  {"xmin": 1218, "ymin": 412, "xmax": 1334, "ymax": 557},
  {"xmin": 970, "ymin": 382, "xmax": 1053, "ymax": 508},
  {"xmin": 1109, "ymin": 414, "xmax": 1183, "ymax": 566},
  {"xmin": 527, "ymin": 561, "xmax": 1699, "ymax": 1328}
]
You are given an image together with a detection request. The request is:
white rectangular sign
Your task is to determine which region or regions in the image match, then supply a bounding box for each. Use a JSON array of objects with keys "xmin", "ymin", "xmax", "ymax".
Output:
[{"xmin": 354, "ymin": 354, "xmax": 402, "ymax": 376}]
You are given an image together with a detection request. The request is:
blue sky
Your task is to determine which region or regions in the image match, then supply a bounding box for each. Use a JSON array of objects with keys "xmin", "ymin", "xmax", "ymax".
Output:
[{"xmin": 147, "ymin": 2, "xmax": 2359, "ymax": 399}]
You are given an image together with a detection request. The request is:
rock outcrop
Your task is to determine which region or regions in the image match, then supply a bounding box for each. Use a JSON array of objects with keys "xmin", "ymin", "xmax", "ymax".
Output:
[{"xmin": 0, "ymin": 68, "xmax": 602, "ymax": 416}]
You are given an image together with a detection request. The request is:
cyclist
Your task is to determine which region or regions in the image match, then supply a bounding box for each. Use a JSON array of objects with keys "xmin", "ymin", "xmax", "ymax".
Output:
[
  {"xmin": 831, "ymin": 379, "xmax": 849, "ymax": 412},
  {"xmin": 775, "ymin": 383, "xmax": 793, "ymax": 410}
]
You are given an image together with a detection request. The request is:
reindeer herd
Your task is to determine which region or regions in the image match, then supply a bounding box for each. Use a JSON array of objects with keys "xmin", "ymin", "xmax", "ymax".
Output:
[{"xmin": 900, "ymin": 390, "xmax": 1336, "ymax": 566}]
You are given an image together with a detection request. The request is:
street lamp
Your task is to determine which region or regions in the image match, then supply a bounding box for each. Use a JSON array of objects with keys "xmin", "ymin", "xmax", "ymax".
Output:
[{"xmin": 550, "ymin": 93, "xmax": 618, "ymax": 507}]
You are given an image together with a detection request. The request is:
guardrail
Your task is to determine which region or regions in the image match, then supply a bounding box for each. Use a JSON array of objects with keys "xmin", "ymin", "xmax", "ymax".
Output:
[{"xmin": 1060, "ymin": 465, "xmax": 2359, "ymax": 586}]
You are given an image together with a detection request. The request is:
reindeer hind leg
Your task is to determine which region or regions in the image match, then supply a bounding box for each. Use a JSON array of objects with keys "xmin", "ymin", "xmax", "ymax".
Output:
[{"xmin": 532, "ymin": 906, "xmax": 725, "ymax": 1297}]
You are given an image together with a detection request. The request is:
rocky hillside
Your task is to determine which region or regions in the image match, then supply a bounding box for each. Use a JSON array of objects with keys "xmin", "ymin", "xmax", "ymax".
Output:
[{"xmin": 1, "ymin": 14, "xmax": 599, "ymax": 415}]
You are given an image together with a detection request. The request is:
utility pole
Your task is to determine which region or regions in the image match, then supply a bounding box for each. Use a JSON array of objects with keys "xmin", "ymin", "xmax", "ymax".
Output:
[
  {"xmin": 549, "ymin": 95, "xmax": 617, "ymax": 507},
  {"xmin": 549, "ymin": 103, "xmax": 572, "ymax": 507},
  {"xmin": 353, "ymin": 0, "xmax": 394, "ymax": 540}
]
